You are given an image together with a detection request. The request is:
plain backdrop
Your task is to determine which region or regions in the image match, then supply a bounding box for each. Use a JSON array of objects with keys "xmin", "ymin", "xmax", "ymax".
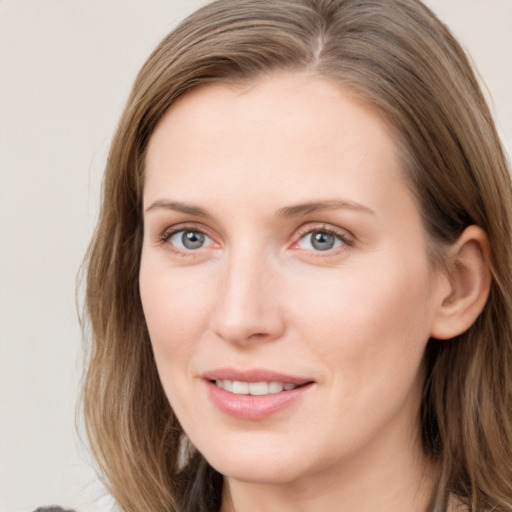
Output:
[{"xmin": 1, "ymin": 1, "xmax": 511, "ymax": 511}]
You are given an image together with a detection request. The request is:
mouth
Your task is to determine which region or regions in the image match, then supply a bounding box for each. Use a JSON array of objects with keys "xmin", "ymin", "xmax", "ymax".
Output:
[
  {"xmin": 212, "ymin": 379, "xmax": 303, "ymax": 395},
  {"xmin": 202, "ymin": 369, "xmax": 315, "ymax": 420}
]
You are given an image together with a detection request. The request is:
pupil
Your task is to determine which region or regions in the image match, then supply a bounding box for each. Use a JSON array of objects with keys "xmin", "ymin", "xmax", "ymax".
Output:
[
  {"xmin": 311, "ymin": 232, "xmax": 335, "ymax": 251},
  {"xmin": 182, "ymin": 231, "xmax": 204, "ymax": 249}
]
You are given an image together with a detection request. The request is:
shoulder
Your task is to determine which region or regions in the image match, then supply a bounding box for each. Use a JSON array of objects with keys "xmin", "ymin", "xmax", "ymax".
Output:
[{"xmin": 33, "ymin": 508, "xmax": 76, "ymax": 512}]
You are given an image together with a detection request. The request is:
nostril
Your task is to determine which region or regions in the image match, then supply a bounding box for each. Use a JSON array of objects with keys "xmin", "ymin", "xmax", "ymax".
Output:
[{"xmin": 248, "ymin": 332, "xmax": 267, "ymax": 339}]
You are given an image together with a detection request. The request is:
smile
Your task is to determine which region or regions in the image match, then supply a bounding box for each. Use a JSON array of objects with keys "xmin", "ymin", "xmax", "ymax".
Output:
[
  {"xmin": 203, "ymin": 370, "xmax": 315, "ymax": 420},
  {"xmin": 214, "ymin": 380, "xmax": 299, "ymax": 395}
]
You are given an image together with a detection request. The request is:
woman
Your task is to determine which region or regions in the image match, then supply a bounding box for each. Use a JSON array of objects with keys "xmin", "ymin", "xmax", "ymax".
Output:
[{"xmin": 82, "ymin": 0, "xmax": 512, "ymax": 511}]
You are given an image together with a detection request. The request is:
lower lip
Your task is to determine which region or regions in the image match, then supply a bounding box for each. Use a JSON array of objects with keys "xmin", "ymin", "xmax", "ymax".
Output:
[{"xmin": 206, "ymin": 380, "xmax": 314, "ymax": 420}]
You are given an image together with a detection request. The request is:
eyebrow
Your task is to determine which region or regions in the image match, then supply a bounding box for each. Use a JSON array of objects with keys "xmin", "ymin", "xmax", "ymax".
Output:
[
  {"xmin": 276, "ymin": 200, "xmax": 375, "ymax": 218},
  {"xmin": 145, "ymin": 200, "xmax": 212, "ymax": 218},
  {"xmin": 144, "ymin": 198, "xmax": 375, "ymax": 218}
]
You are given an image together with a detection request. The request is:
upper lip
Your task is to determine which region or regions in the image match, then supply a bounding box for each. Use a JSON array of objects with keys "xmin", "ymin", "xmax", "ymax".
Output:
[{"xmin": 201, "ymin": 368, "xmax": 314, "ymax": 385}]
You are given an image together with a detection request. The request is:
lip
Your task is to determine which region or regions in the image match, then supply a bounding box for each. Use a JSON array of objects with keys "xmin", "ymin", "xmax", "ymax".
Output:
[
  {"xmin": 202, "ymin": 368, "xmax": 315, "ymax": 420},
  {"xmin": 201, "ymin": 368, "xmax": 312, "ymax": 385}
]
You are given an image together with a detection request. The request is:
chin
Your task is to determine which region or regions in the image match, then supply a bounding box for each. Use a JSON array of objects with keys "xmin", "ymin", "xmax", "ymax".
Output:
[
  {"xmin": 200, "ymin": 441, "xmax": 312, "ymax": 485},
  {"xmin": 212, "ymin": 460, "xmax": 305, "ymax": 485}
]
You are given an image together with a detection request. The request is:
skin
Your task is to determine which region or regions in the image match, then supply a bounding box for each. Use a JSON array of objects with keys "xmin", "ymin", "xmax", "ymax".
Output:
[{"xmin": 139, "ymin": 73, "xmax": 451, "ymax": 512}]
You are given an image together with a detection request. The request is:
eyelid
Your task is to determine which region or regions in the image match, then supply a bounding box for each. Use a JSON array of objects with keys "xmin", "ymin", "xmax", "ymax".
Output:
[
  {"xmin": 290, "ymin": 223, "xmax": 355, "ymax": 250},
  {"xmin": 155, "ymin": 220, "xmax": 354, "ymax": 255},
  {"xmin": 160, "ymin": 222, "xmax": 213, "ymax": 241},
  {"xmin": 158, "ymin": 222, "xmax": 220, "ymax": 255}
]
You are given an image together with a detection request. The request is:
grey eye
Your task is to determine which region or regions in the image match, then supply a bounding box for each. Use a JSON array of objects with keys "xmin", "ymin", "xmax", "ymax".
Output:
[
  {"xmin": 298, "ymin": 231, "xmax": 343, "ymax": 251},
  {"xmin": 311, "ymin": 232, "xmax": 335, "ymax": 250},
  {"xmin": 183, "ymin": 231, "xmax": 205, "ymax": 249},
  {"xmin": 170, "ymin": 230, "xmax": 207, "ymax": 250}
]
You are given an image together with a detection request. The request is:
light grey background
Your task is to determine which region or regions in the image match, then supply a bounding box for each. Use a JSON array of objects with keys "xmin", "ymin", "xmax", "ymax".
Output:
[{"xmin": 1, "ymin": 1, "xmax": 511, "ymax": 511}]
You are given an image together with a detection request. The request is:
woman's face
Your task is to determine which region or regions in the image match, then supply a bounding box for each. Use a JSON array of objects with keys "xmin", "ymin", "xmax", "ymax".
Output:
[{"xmin": 140, "ymin": 73, "xmax": 446, "ymax": 486}]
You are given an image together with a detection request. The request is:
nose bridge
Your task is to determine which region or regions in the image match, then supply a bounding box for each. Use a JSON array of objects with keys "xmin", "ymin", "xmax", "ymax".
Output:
[{"xmin": 211, "ymin": 243, "xmax": 284, "ymax": 344}]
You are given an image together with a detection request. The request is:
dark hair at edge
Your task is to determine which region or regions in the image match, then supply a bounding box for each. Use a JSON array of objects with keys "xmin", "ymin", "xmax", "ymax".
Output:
[{"xmin": 81, "ymin": 0, "xmax": 512, "ymax": 511}]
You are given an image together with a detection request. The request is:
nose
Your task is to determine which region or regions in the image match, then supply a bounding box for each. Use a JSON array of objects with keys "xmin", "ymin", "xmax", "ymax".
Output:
[{"xmin": 209, "ymin": 248, "xmax": 286, "ymax": 345}]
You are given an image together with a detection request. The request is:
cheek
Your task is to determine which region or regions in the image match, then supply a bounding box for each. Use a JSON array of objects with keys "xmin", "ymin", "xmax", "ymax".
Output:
[
  {"xmin": 139, "ymin": 262, "xmax": 215, "ymax": 363},
  {"xmin": 139, "ymin": 263, "xmax": 218, "ymax": 423},
  {"xmin": 287, "ymin": 256, "xmax": 436, "ymax": 379},
  {"xmin": 283, "ymin": 262, "xmax": 435, "ymax": 449}
]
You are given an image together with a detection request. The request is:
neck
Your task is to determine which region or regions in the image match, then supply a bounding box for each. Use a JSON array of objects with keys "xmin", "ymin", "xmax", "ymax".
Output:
[{"xmin": 220, "ymin": 426, "xmax": 438, "ymax": 512}]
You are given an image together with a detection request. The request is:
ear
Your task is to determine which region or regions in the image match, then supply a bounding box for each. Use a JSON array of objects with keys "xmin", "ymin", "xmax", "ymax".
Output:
[{"xmin": 430, "ymin": 225, "xmax": 491, "ymax": 340}]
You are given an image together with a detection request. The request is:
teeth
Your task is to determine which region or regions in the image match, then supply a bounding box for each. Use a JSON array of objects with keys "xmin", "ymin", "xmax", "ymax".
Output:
[
  {"xmin": 269, "ymin": 381, "xmax": 284, "ymax": 393},
  {"xmin": 214, "ymin": 380, "xmax": 298, "ymax": 395},
  {"xmin": 232, "ymin": 381, "xmax": 249, "ymax": 394},
  {"xmin": 249, "ymin": 382, "xmax": 268, "ymax": 395}
]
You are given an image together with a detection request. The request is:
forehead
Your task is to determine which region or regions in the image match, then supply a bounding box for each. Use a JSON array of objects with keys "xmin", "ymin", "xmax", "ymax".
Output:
[{"xmin": 144, "ymin": 72, "xmax": 408, "ymax": 214}]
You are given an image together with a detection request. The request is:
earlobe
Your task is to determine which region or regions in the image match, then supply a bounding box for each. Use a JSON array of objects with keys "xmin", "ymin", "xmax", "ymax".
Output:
[{"xmin": 430, "ymin": 225, "xmax": 491, "ymax": 340}]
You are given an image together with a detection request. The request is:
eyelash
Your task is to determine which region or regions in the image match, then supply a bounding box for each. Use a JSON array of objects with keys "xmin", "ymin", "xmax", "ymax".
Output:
[
  {"xmin": 158, "ymin": 223, "xmax": 354, "ymax": 256},
  {"xmin": 159, "ymin": 224, "xmax": 215, "ymax": 254},
  {"xmin": 292, "ymin": 224, "xmax": 354, "ymax": 255}
]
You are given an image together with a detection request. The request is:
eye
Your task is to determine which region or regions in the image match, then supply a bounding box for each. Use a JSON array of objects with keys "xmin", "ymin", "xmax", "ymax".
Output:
[
  {"xmin": 168, "ymin": 229, "xmax": 212, "ymax": 250},
  {"xmin": 297, "ymin": 230, "xmax": 344, "ymax": 251}
]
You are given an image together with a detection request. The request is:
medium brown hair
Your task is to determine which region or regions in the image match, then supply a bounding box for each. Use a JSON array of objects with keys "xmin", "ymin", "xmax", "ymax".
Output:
[{"xmin": 81, "ymin": 1, "xmax": 512, "ymax": 510}]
